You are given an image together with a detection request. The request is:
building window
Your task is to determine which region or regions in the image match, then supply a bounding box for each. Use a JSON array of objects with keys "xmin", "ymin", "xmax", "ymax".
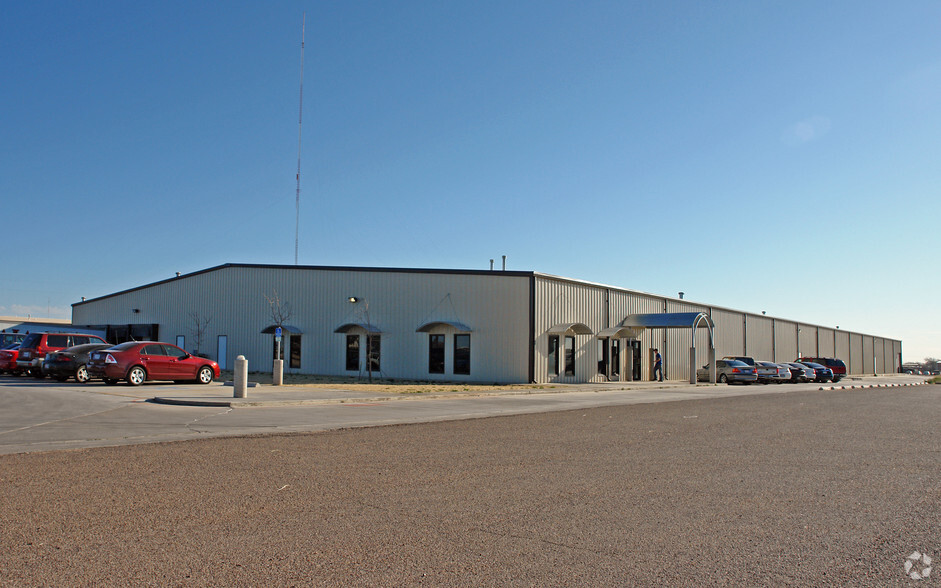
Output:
[
  {"xmin": 289, "ymin": 335, "xmax": 302, "ymax": 369},
  {"xmin": 367, "ymin": 335, "xmax": 381, "ymax": 373},
  {"xmin": 564, "ymin": 335, "xmax": 575, "ymax": 376},
  {"xmin": 454, "ymin": 334, "xmax": 470, "ymax": 375},
  {"xmin": 429, "ymin": 334, "xmax": 445, "ymax": 374},
  {"xmin": 176, "ymin": 335, "xmax": 185, "ymax": 350},
  {"xmin": 346, "ymin": 335, "xmax": 359, "ymax": 371},
  {"xmin": 548, "ymin": 335, "xmax": 560, "ymax": 376}
]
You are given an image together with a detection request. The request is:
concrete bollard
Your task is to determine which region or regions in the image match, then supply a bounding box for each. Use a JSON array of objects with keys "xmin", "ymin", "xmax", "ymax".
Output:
[
  {"xmin": 273, "ymin": 358, "xmax": 283, "ymax": 386},
  {"xmin": 234, "ymin": 355, "xmax": 248, "ymax": 398}
]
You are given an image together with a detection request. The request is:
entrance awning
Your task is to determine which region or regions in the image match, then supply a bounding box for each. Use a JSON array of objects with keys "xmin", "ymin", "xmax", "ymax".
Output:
[
  {"xmin": 416, "ymin": 320, "xmax": 473, "ymax": 333},
  {"xmin": 596, "ymin": 325, "xmax": 643, "ymax": 339},
  {"xmin": 334, "ymin": 322, "xmax": 382, "ymax": 334},
  {"xmin": 621, "ymin": 312, "xmax": 714, "ymax": 329},
  {"xmin": 546, "ymin": 322, "xmax": 593, "ymax": 336},
  {"xmin": 260, "ymin": 324, "xmax": 303, "ymax": 334}
]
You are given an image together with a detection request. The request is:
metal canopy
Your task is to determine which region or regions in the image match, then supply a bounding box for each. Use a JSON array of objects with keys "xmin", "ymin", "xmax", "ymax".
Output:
[
  {"xmin": 415, "ymin": 321, "xmax": 473, "ymax": 333},
  {"xmin": 546, "ymin": 322, "xmax": 593, "ymax": 336},
  {"xmin": 260, "ymin": 324, "xmax": 303, "ymax": 334},
  {"xmin": 621, "ymin": 312, "xmax": 714, "ymax": 329},
  {"xmin": 596, "ymin": 325, "xmax": 644, "ymax": 339},
  {"xmin": 334, "ymin": 322, "xmax": 382, "ymax": 334}
]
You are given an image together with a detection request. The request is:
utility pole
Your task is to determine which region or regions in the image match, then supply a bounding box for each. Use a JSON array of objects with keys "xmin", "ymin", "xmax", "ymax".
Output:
[{"xmin": 295, "ymin": 13, "xmax": 305, "ymax": 265}]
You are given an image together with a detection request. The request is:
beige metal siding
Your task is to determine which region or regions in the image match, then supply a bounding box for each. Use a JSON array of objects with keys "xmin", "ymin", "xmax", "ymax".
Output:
[
  {"xmin": 744, "ymin": 315, "xmax": 774, "ymax": 360},
  {"xmin": 711, "ymin": 308, "xmax": 744, "ymax": 358},
  {"xmin": 818, "ymin": 328, "xmax": 835, "ymax": 357},
  {"xmin": 798, "ymin": 325, "xmax": 818, "ymax": 359},
  {"xmin": 774, "ymin": 320, "xmax": 798, "ymax": 362},
  {"xmin": 849, "ymin": 333, "xmax": 863, "ymax": 374},
  {"xmin": 835, "ymin": 331, "xmax": 851, "ymax": 366}
]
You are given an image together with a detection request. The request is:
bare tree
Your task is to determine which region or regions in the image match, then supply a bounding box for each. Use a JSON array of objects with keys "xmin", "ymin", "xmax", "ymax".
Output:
[
  {"xmin": 264, "ymin": 290, "xmax": 293, "ymax": 327},
  {"xmin": 187, "ymin": 311, "xmax": 212, "ymax": 355},
  {"xmin": 264, "ymin": 290, "xmax": 293, "ymax": 361}
]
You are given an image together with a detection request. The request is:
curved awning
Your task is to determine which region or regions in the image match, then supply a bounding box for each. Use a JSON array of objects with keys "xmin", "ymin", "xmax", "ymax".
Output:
[
  {"xmin": 416, "ymin": 321, "xmax": 473, "ymax": 333},
  {"xmin": 334, "ymin": 322, "xmax": 382, "ymax": 334},
  {"xmin": 260, "ymin": 324, "xmax": 303, "ymax": 334},
  {"xmin": 546, "ymin": 322, "xmax": 593, "ymax": 336},
  {"xmin": 596, "ymin": 325, "xmax": 644, "ymax": 339},
  {"xmin": 621, "ymin": 312, "xmax": 714, "ymax": 329}
]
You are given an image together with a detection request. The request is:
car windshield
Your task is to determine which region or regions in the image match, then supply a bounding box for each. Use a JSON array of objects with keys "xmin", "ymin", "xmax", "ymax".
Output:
[
  {"xmin": 726, "ymin": 360, "xmax": 748, "ymax": 367},
  {"xmin": 109, "ymin": 342, "xmax": 142, "ymax": 351},
  {"xmin": 20, "ymin": 333, "xmax": 42, "ymax": 348}
]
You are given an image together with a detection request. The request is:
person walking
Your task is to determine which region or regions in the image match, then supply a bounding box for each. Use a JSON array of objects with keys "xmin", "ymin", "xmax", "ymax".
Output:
[{"xmin": 653, "ymin": 349, "xmax": 663, "ymax": 381}]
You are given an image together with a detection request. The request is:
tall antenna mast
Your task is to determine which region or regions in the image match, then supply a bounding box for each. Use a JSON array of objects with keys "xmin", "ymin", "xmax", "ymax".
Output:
[{"xmin": 295, "ymin": 13, "xmax": 305, "ymax": 265}]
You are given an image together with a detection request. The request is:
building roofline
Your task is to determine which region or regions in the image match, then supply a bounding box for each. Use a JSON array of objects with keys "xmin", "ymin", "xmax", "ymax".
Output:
[{"xmin": 72, "ymin": 263, "xmax": 536, "ymax": 307}]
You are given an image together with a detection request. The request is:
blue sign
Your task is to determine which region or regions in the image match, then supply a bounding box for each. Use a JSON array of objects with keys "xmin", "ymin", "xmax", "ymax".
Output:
[{"xmin": 275, "ymin": 326, "xmax": 282, "ymax": 337}]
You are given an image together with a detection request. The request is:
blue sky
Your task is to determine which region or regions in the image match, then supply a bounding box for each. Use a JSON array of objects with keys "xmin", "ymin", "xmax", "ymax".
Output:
[{"xmin": 2, "ymin": 1, "xmax": 940, "ymax": 361}]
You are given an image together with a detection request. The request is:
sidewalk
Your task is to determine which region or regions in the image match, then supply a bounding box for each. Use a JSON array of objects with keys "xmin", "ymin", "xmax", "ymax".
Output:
[{"xmin": 149, "ymin": 374, "xmax": 928, "ymax": 408}]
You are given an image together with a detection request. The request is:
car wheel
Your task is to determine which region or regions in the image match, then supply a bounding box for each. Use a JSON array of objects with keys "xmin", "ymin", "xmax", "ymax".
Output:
[
  {"xmin": 719, "ymin": 374, "xmax": 728, "ymax": 384},
  {"xmin": 31, "ymin": 369, "xmax": 45, "ymax": 379},
  {"xmin": 127, "ymin": 366, "xmax": 146, "ymax": 386},
  {"xmin": 103, "ymin": 378, "xmax": 118, "ymax": 386},
  {"xmin": 75, "ymin": 365, "xmax": 90, "ymax": 383},
  {"xmin": 197, "ymin": 366, "xmax": 214, "ymax": 385}
]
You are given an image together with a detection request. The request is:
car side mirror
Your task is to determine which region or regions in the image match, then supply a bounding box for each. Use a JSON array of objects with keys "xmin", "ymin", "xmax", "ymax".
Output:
[{"xmin": 181, "ymin": 353, "xmax": 191, "ymax": 360}]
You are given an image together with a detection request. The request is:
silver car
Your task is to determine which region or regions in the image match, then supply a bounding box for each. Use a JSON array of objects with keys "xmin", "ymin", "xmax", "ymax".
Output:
[
  {"xmin": 697, "ymin": 359, "xmax": 758, "ymax": 384},
  {"xmin": 757, "ymin": 361, "xmax": 791, "ymax": 384}
]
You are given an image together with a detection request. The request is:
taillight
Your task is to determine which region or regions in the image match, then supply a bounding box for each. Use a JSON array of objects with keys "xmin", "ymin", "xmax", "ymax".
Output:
[
  {"xmin": 55, "ymin": 355, "xmax": 71, "ymax": 362},
  {"xmin": 732, "ymin": 368, "xmax": 741, "ymax": 373},
  {"xmin": 104, "ymin": 354, "xmax": 117, "ymax": 364}
]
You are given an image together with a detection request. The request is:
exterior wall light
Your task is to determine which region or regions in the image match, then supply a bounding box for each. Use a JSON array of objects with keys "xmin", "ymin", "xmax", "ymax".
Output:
[
  {"xmin": 132, "ymin": 308, "xmax": 141, "ymax": 313},
  {"xmin": 347, "ymin": 297, "xmax": 358, "ymax": 303}
]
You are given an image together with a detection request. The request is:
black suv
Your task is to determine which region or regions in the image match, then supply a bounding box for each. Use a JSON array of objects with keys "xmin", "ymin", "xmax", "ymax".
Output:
[{"xmin": 799, "ymin": 357, "xmax": 846, "ymax": 382}]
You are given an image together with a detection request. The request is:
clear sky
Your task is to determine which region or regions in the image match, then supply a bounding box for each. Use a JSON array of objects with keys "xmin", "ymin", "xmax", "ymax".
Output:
[{"xmin": 2, "ymin": 1, "xmax": 939, "ymax": 361}]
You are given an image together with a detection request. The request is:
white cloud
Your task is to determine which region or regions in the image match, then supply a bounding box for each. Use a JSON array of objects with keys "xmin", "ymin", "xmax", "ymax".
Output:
[
  {"xmin": 782, "ymin": 116, "xmax": 832, "ymax": 145},
  {"xmin": 0, "ymin": 304, "xmax": 71, "ymax": 320}
]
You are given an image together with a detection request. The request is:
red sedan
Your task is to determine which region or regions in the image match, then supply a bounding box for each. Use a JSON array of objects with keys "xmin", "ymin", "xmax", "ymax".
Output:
[{"xmin": 87, "ymin": 341, "xmax": 220, "ymax": 386}]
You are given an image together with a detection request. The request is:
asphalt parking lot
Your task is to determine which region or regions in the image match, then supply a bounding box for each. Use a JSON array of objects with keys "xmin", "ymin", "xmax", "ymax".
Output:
[{"xmin": 0, "ymin": 376, "xmax": 938, "ymax": 586}]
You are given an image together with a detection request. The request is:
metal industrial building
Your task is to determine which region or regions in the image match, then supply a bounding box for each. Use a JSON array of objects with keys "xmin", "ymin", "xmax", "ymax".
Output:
[{"xmin": 70, "ymin": 263, "xmax": 902, "ymax": 384}]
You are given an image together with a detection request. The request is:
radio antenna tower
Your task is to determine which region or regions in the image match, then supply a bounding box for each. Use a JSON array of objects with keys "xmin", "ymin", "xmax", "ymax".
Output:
[{"xmin": 294, "ymin": 13, "xmax": 305, "ymax": 265}]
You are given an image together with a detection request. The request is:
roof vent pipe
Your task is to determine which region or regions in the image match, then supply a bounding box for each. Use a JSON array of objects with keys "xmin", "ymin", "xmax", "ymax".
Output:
[
  {"xmin": 490, "ymin": 259, "xmax": 494, "ymax": 271},
  {"xmin": 502, "ymin": 255, "xmax": 506, "ymax": 271}
]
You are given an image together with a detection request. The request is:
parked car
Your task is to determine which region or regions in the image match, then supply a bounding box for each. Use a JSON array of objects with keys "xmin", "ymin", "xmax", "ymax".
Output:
[
  {"xmin": 798, "ymin": 361, "xmax": 833, "ymax": 383},
  {"xmin": 16, "ymin": 332, "xmax": 109, "ymax": 378},
  {"xmin": 723, "ymin": 356, "xmax": 757, "ymax": 367},
  {"xmin": 697, "ymin": 359, "xmax": 758, "ymax": 384},
  {"xmin": 798, "ymin": 357, "xmax": 846, "ymax": 382},
  {"xmin": 42, "ymin": 343, "xmax": 114, "ymax": 383},
  {"xmin": 782, "ymin": 362, "xmax": 813, "ymax": 383},
  {"xmin": 756, "ymin": 361, "xmax": 791, "ymax": 384},
  {"xmin": 0, "ymin": 332, "xmax": 26, "ymax": 348},
  {"xmin": 86, "ymin": 341, "xmax": 220, "ymax": 386},
  {"xmin": 0, "ymin": 343, "xmax": 22, "ymax": 375}
]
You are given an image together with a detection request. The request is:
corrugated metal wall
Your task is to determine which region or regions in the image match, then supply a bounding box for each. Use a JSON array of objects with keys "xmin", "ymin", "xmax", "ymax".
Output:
[
  {"xmin": 73, "ymin": 265, "xmax": 904, "ymax": 384},
  {"xmin": 774, "ymin": 320, "xmax": 798, "ymax": 362},
  {"xmin": 818, "ymin": 328, "xmax": 835, "ymax": 357},
  {"xmin": 744, "ymin": 315, "xmax": 774, "ymax": 360}
]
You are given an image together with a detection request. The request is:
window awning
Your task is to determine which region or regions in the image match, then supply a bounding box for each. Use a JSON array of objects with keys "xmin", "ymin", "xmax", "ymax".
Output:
[
  {"xmin": 596, "ymin": 325, "xmax": 644, "ymax": 339},
  {"xmin": 546, "ymin": 322, "xmax": 593, "ymax": 336},
  {"xmin": 416, "ymin": 321, "xmax": 473, "ymax": 333},
  {"xmin": 334, "ymin": 322, "xmax": 382, "ymax": 334},
  {"xmin": 260, "ymin": 324, "xmax": 303, "ymax": 334}
]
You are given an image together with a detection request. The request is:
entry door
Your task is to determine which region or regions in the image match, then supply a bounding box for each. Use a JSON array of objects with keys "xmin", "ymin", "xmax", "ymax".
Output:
[
  {"xmin": 611, "ymin": 340, "xmax": 620, "ymax": 379},
  {"xmin": 630, "ymin": 341, "xmax": 642, "ymax": 381}
]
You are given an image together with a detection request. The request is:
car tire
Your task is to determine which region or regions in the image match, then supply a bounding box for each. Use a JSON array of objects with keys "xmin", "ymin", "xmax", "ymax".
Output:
[
  {"xmin": 196, "ymin": 366, "xmax": 214, "ymax": 385},
  {"xmin": 103, "ymin": 378, "xmax": 118, "ymax": 386},
  {"xmin": 719, "ymin": 374, "xmax": 728, "ymax": 384},
  {"xmin": 127, "ymin": 366, "xmax": 146, "ymax": 386},
  {"xmin": 75, "ymin": 365, "xmax": 90, "ymax": 383},
  {"xmin": 31, "ymin": 369, "xmax": 44, "ymax": 379}
]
